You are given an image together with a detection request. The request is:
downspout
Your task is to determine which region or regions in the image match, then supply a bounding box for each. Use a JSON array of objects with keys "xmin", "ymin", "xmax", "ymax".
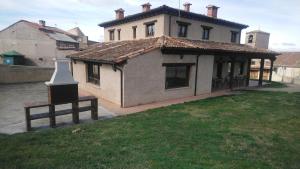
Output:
[
  {"xmin": 114, "ymin": 65, "xmax": 124, "ymax": 108},
  {"xmin": 168, "ymin": 15, "xmax": 172, "ymax": 36},
  {"xmin": 194, "ymin": 55, "xmax": 200, "ymax": 96},
  {"xmin": 70, "ymin": 59, "xmax": 74, "ymax": 76}
]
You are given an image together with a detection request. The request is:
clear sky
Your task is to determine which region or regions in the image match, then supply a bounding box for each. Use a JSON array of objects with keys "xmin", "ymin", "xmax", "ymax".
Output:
[{"xmin": 1, "ymin": 0, "xmax": 299, "ymax": 51}]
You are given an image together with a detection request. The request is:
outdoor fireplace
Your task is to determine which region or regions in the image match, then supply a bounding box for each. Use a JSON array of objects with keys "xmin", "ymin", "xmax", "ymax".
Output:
[{"xmin": 45, "ymin": 59, "xmax": 78, "ymax": 105}]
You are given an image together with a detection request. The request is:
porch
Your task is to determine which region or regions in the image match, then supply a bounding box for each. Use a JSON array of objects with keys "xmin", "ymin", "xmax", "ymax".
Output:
[{"xmin": 211, "ymin": 55, "xmax": 276, "ymax": 92}]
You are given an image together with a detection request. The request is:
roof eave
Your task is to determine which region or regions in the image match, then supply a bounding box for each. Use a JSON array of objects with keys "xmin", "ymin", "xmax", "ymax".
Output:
[
  {"xmin": 161, "ymin": 46, "xmax": 278, "ymax": 59},
  {"xmin": 98, "ymin": 5, "xmax": 248, "ymax": 29}
]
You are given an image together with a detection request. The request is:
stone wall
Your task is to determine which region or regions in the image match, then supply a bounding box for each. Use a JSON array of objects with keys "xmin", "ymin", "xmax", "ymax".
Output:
[{"xmin": 0, "ymin": 64, "xmax": 54, "ymax": 84}]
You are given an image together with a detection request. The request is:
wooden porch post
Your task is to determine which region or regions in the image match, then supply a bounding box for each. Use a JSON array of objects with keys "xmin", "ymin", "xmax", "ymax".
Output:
[
  {"xmin": 229, "ymin": 58, "xmax": 235, "ymax": 89},
  {"xmin": 72, "ymin": 102, "xmax": 79, "ymax": 124},
  {"xmin": 258, "ymin": 58, "xmax": 265, "ymax": 86},
  {"xmin": 49, "ymin": 105, "xmax": 56, "ymax": 128},
  {"xmin": 269, "ymin": 59, "xmax": 274, "ymax": 82},
  {"xmin": 246, "ymin": 58, "xmax": 251, "ymax": 86}
]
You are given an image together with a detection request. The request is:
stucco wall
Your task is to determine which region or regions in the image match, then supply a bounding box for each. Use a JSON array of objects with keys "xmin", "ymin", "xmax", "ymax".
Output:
[
  {"xmin": 167, "ymin": 16, "xmax": 241, "ymax": 43},
  {"xmin": 272, "ymin": 66, "xmax": 300, "ymax": 84},
  {"xmin": 0, "ymin": 64, "xmax": 53, "ymax": 83},
  {"xmin": 245, "ymin": 32, "xmax": 270, "ymax": 49},
  {"xmin": 123, "ymin": 49, "xmax": 214, "ymax": 107},
  {"xmin": 72, "ymin": 61, "xmax": 121, "ymax": 105},
  {"xmin": 103, "ymin": 14, "xmax": 241, "ymax": 43},
  {"xmin": 104, "ymin": 15, "xmax": 166, "ymax": 42},
  {"xmin": 0, "ymin": 21, "xmax": 77, "ymax": 67}
]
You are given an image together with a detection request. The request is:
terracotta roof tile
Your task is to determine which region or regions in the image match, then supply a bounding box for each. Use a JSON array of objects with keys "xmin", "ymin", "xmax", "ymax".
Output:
[
  {"xmin": 275, "ymin": 52, "xmax": 300, "ymax": 67},
  {"xmin": 68, "ymin": 36, "xmax": 279, "ymax": 64}
]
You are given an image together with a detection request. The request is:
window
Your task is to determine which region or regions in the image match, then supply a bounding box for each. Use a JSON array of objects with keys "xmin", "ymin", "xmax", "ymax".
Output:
[
  {"xmin": 57, "ymin": 41, "xmax": 78, "ymax": 50},
  {"xmin": 165, "ymin": 64, "xmax": 190, "ymax": 89},
  {"xmin": 227, "ymin": 62, "xmax": 231, "ymax": 73},
  {"xmin": 248, "ymin": 35, "xmax": 253, "ymax": 43},
  {"xmin": 145, "ymin": 23, "xmax": 155, "ymax": 37},
  {"xmin": 231, "ymin": 31, "xmax": 239, "ymax": 43},
  {"xmin": 216, "ymin": 62, "xmax": 223, "ymax": 78},
  {"xmin": 177, "ymin": 21, "xmax": 190, "ymax": 37},
  {"xmin": 132, "ymin": 26, "xmax": 137, "ymax": 39},
  {"xmin": 109, "ymin": 30, "xmax": 115, "ymax": 41},
  {"xmin": 201, "ymin": 26, "xmax": 212, "ymax": 40},
  {"xmin": 87, "ymin": 63, "xmax": 100, "ymax": 85},
  {"xmin": 117, "ymin": 29, "xmax": 121, "ymax": 40}
]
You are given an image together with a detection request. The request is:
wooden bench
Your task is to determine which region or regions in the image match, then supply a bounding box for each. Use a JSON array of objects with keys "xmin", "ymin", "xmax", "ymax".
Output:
[{"xmin": 24, "ymin": 96, "xmax": 98, "ymax": 131}]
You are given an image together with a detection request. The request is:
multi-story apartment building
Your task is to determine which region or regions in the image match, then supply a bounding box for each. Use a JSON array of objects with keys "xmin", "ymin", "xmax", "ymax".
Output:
[{"xmin": 69, "ymin": 3, "xmax": 278, "ymax": 108}]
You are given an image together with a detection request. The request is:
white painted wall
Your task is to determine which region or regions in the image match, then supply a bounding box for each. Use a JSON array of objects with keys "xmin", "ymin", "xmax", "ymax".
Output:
[
  {"xmin": 72, "ymin": 61, "xmax": 121, "ymax": 105},
  {"xmin": 272, "ymin": 66, "xmax": 300, "ymax": 84}
]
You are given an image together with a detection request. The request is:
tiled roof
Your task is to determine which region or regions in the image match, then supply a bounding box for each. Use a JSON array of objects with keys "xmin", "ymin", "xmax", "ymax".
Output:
[
  {"xmin": 48, "ymin": 32, "xmax": 78, "ymax": 43},
  {"xmin": 1, "ymin": 20, "xmax": 79, "ymax": 43},
  {"xmin": 68, "ymin": 36, "xmax": 279, "ymax": 64},
  {"xmin": 275, "ymin": 52, "xmax": 300, "ymax": 68},
  {"xmin": 99, "ymin": 5, "xmax": 248, "ymax": 29}
]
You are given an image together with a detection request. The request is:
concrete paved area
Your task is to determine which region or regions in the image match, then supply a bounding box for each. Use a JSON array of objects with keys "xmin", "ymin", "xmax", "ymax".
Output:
[{"xmin": 0, "ymin": 82, "xmax": 116, "ymax": 134}]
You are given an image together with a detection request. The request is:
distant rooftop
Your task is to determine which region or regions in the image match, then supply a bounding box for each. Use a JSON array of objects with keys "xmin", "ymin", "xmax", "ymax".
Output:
[
  {"xmin": 67, "ymin": 27, "xmax": 85, "ymax": 37},
  {"xmin": 0, "ymin": 20, "xmax": 80, "ymax": 43},
  {"xmin": 275, "ymin": 52, "xmax": 300, "ymax": 67}
]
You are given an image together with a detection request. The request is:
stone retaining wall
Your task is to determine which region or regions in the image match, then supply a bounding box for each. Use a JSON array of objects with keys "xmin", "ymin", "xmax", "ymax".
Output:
[{"xmin": 0, "ymin": 64, "xmax": 54, "ymax": 84}]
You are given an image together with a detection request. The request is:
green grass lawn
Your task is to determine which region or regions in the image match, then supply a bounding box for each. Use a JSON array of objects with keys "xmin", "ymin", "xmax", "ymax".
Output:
[
  {"xmin": 0, "ymin": 91, "xmax": 299, "ymax": 169},
  {"xmin": 264, "ymin": 81, "xmax": 288, "ymax": 88}
]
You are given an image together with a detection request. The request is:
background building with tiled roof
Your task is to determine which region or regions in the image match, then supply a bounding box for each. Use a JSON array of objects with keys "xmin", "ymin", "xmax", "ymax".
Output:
[
  {"xmin": 272, "ymin": 52, "xmax": 300, "ymax": 84},
  {"xmin": 0, "ymin": 20, "xmax": 95, "ymax": 67}
]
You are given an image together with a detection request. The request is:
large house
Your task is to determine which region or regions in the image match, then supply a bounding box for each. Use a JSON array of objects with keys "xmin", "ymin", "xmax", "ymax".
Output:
[
  {"xmin": 68, "ymin": 3, "xmax": 278, "ymax": 108},
  {"xmin": 0, "ymin": 20, "xmax": 96, "ymax": 67}
]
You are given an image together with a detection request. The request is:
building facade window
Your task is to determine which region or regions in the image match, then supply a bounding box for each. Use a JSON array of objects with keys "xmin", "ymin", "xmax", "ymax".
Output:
[
  {"xmin": 87, "ymin": 62, "xmax": 100, "ymax": 85},
  {"xmin": 227, "ymin": 62, "xmax": 231, "ymax": 73},
  {"xmin": 145, "ymin": 23, "xmax": 155, "ymax": 37},
  {"xmin": 132, "ymin": 26, "xmax": 137, "ymax": 39},
  {"xmin": 117, "ymin": 29, "xmax": 121, "ymax": 40},
  {"xmin": 176, "ymin": 21, "xmax": 190, "ymax": 37},
  {"xmin": 178, "ymin": 24, "xmax": 188, "ymax": 37},
  {"xmin": 201, "ymin": 26, "xmax": 212, "ymax": 40},
  {"xmin": 165, "ymin": 65, "xmax": 190, "ymax": 89},
  {"xmin": 109, "ymin": 30, "xmax": 115, "ymax": 41},
  {"xmin": 248, "ymin": 35, "xmax": 253, "ymax": 43},
  {"xmin": 231, "ymin": 31, "xmax": 239, "ymax": 43},
  {"xmin": 57, "ymin": 41, "xmax": 78, "ymax": 50}
]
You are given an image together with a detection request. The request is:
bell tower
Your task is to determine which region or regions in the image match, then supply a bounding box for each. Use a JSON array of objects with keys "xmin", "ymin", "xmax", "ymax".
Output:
[{"xmin": 245, "ymin": 30, "xmax": 270, "ymax": 49}]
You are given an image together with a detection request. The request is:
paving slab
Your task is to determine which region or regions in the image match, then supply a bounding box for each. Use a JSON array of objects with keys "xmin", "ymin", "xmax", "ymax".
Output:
[{"xmin": 0, "ymin": 82, "xmax": 116, "ymax": 134}]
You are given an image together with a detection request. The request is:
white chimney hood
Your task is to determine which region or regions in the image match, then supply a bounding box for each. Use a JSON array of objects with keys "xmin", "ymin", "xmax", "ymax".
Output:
[{"xmin": 45, "ymin": 59, "xmax": 78, "ymax": 86}]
